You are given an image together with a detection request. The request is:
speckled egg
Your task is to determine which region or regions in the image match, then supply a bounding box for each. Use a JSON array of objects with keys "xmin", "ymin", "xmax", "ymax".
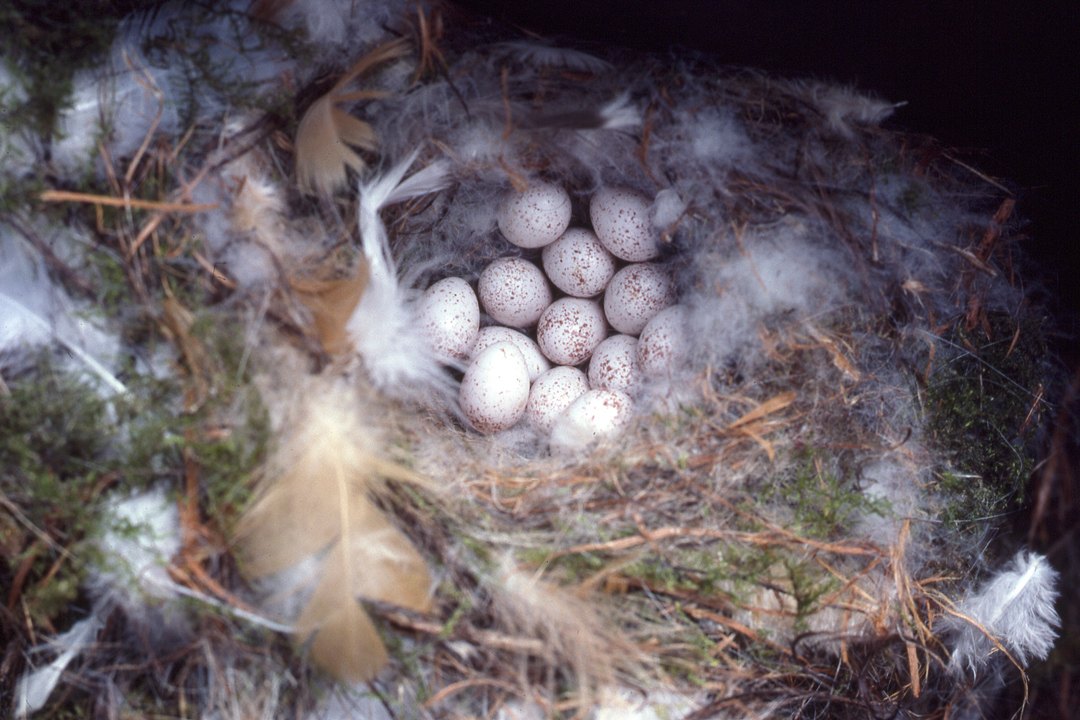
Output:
[
  {"xmin": 478, "ymin": 257, "xmax": 552, "ymax": 327},
  {"xmin": 525, "ymin": 366, "xmax": 590, "ymax": 433},
  {"xmin": 419, "ymin": 276, "xmax": 479, "ymax": 361},
  {"xmin": 588, "ymin": 334, "xmax": 641, "ymax": 392},
  {"xmin": 603, "ymin": 263, "xmax": 676, "ymax": 336},
  {"xmin": 471, "ymin": 326, "xmax": 551, "ymax": 381},
  {"xmin": 497, "ymin": 181, "xmax": 572, "ymax": 249},
  {"xmin": 459, "ymin": 342, "xmax": 530, "ymax": 433},
  {"xmin": 541, "ymin": 228, "xmax": 618, "ymax": 298},
  {"xmin": 549, "ymin": 389, "xmax": 633, "ymax": 453},
  {"xmin": 536, "ymin": 298, "xmax": 607, "ymax": 366},
  {"xmin": 638, "ymin": 305, "xmax": 687, "ymax": 376},
  {"xmin": 590, "ymin": 186, "xmax": 660, "ymax": 262}
]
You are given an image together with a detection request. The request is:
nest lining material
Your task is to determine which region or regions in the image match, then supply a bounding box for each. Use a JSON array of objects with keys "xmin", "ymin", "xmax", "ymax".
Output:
[{"xmin": 0, "ymin": 1, "xmax": 1058, "ymax": 719}]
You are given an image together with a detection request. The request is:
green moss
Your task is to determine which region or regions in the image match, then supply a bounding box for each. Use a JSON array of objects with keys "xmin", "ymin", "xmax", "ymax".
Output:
[
  {"xmin": 0, "ymin": 302, "xmax": 270, "ymax": 634},
  {"xmin": 0, "ymin": 355, "xmax": 112, "ymax": 480},
  {"xmin": 0, "ymin": 356, "xmax": 109, "ymax": 628},
  {"xmin": 757, "ymin": 448, "xmax": 890, "ymax": 541},
  {"xmin": 0, "ymin": 2, "xmax": 115, "ymax": 134},
  {"xmin": 925, "ymin": 312, "xmax": 1046, "ymax": 520}
]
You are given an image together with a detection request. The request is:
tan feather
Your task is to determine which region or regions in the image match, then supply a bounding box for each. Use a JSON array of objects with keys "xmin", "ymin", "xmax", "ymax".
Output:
[
  {"xmin": 292, "ymin": 265, "xmax": 371, "ymax": 356},
  {"xmin": 294, "ymin": 39, "xmax": 412, "ymax": 195},
  {"xmin": 235, "ymin": 381, "xmax": 433, "ymax": 682}
]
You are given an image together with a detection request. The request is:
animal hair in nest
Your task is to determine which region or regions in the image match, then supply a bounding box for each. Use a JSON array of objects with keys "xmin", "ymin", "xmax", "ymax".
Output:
[{"xmin": 0, "ymin": 1, "xmax": 1063, "ymax": 719}]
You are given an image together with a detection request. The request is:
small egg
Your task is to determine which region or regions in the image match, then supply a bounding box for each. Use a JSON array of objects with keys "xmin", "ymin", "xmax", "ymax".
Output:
[
  {"xmin": 590, "ymin": 186, "xmax": 660, "ymax": 262},
  {"xmin": 541, "ymin": 228, "xmax": 617, "ymax": 298},
  {"xmin": 536, "ymin": 298, "xmax": 607, "ymax": 366},
  {"xmin": 459, "ymin": 342, "xmax": 530, "ymax": 434},
  {"xmin": 549, "ymin": 389, "xmax": 633, "ymax": 453},
  {"xmin": 638, "ymin": 305, "xmax": 688, "ymax": 376},
  {"xmin": 525, "ymin": 366, "xmax": 590, "ymax": 433},
  {"xmin": 478, "ymin": 257, "xmax": 552, "ymax": 327},
  {"xmin": 420, "ymin": 277, "xmax": 479, "ymax": 361},
  {"xmin": 497, "ymin": 181, "xmax": 572, "ymax": 249},
  {"xmin": 471, "ymin": 326, "xmax": 551, "ymax": 381},
  {"xmin": 603, "ymin": 263, "xmax": 677, "ymax": 335},
  {"xmin": 588, "ymin": 334, "xmax": 641, "ymax": 392}
]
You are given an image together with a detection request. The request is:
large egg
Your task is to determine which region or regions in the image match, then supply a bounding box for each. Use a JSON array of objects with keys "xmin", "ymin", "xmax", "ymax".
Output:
[
  {"xmin": 497, "ymin": 181, "xmax": 572, "ymax": 249},
  {"xmin": 541, "ymin": 228, "xmax": 617, "ymax": 298},
  {"xmin": 638, "ymin": 305, "xmax": 688, "ymax": 376},
  {"xmin": 603, "ymin": 263, "xmax": 677, "ymax": 335},
  {"xmin": 536, "ymin": 298, "xmax": 607, "ymax": 366},
  {"xmin": 478, "ymin": 257, "xmax": 552, "ymax": 327},
  {"xmin": 525, "ymin": 366, "xmax": 590, "ymax": 433},
  {"xmin": 588, "ymin": 334, "xmax": 641, "ymax": 392},
  {"xmin": 549, "ymin": 389, "xmax": 633, "ymax": 453},
  {"xmin": 590, "ymin": 186, "xmax": 660, "ymax": 261},
  {"xmin": 471, "ymin": 326, "xmax": 550, "ymax": 381},
  {"xmin": 459, "ymin": 342, "xmax": 531, "ymax": 433},
  {"xmin": 420, "ymin": 277, "xmax": 479, "ymax": 361}
]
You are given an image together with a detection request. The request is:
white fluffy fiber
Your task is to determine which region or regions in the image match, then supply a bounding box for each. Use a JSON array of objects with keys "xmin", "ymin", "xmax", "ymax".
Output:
[
  {"xmin": 17, "ymin": 487, "xmax": 182, "ymax": 718},
  {"xmin": 0, "ymin": 230, "xmax": 125, "ymax": 394},
  {"xmin": 48, "ymin": 0, "xmax": 295, "ymax": 176},
  {"xmin": 346, "ymin": 155, "xmax": 454, "ymax": 395},
  {"xmin": 946, "ymin": 551, "xmax": 1061, "ymax": 675}
]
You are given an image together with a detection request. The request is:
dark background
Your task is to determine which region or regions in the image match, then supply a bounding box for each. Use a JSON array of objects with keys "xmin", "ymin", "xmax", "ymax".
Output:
[{"xmin": 461, "ymin": 0, "xmax": 1080, "ymax": 342}]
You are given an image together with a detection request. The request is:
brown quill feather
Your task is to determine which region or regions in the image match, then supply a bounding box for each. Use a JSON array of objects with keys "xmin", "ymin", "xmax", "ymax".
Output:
[{"xmin": 235, "ymin": 381, "xmax": 433, "ymax": 682}]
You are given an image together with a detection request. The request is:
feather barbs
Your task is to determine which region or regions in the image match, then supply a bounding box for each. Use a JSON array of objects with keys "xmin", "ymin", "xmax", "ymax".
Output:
[
  {"xmin": 944, "ymin": 551, "xmax": 1060, "ymax": 675},
  {"xmin": 235, "ymin": 380, "xmax": 434, "ymax": 682},
  {"xmin": 294, "ymin": 38, "xmax": 412, "ymax": 195}
]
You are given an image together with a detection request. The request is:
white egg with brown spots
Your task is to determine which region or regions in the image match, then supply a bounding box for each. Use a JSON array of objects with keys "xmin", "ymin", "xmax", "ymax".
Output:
[
  {"xmin": 525, "ymin": 366, "xmax": 590, "ymax": 433},
  {"xmin": 541, "ymin": 228, "xmax": 617, "ymax": 298},
  {"xmin": 604, "ymin": 262, "xmax": 676, "ymax": 336},
  {"xmin": 588, "ymin": 334, "xmax": 641, "ymax": 392},
  {"xmin": 471, "ymin": 326, "xmax": 550, "ymax": 381},
  {"xmin": 459, "ymin": 342, "xmax": 531, "ymax": 434},
  {"xmin": 419, "ymin": 276, "xmax": 479, "ymax": 362},
  {"xmin": 638, "ymin": 305, "xmax": 688, "ymax": 376},
  {"xmin": 497, "ymin": 181, "xmax": 572, "ymax": 249},
  {"xmin": 478, "ymin": 257, "xmax": 552, "ymax": 327},
  {"xmin": 590, "ymin": 186, "xmax": 660, "ymax": 261},
  {"xmin": 549, "ymin": 389, "xmax": 634, "ymax": 453},
  {"xmin": 536, "ymin": 298, "xmax": 607, "ymax": 366}
]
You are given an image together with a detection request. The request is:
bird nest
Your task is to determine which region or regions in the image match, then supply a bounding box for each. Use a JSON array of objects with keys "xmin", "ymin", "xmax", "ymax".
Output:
[{"xmin": 0, "ymin": 2, "xmax": 1057, "ymax": 719}]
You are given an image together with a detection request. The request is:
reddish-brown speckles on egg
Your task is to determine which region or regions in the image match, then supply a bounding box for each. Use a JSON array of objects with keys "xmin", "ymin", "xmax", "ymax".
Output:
[
  {"xmin": 497, "ymin": 182, "xmax": 572, "ymax": 249},
  {"xmin": 588, "ymin": 334, "xmax": 641, "ymax": 392},
  {"xmin": 525, "ymin": 365, "xmax": 589, "ymax": 432},
  {"xmin": 536, "ymin": 298, "xmax": 607, "ymax": 366},
  {"xmin": 638, "ymin": 304, "xmax": 687, "ymax": 376},
  {"xmin": 604, "ymin": 263, "xmax": 676, "ymax": 335},
  {"xmin": 590, "ymin": 186, "xmax": 660, "ymax": 261},
  {"xmin": 459, "ymin": 342, "xmax": 531, "ymax": 433},
  {"xmin": 478, "ymin": 257, "xmax": 552, "ymax": 327},
  {"xmin": 542, "ymin": 228, "xmax": 617, "ymax": 297},
  {"xmin": 420, "ymin": 277, "xmax": 479, "ymax": 361}
]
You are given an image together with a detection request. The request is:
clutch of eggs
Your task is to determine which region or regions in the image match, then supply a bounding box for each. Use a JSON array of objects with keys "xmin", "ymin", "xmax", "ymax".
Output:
[{"xmin": 421, "ymin": 182, "xmax": 686, "ymax": 451}]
